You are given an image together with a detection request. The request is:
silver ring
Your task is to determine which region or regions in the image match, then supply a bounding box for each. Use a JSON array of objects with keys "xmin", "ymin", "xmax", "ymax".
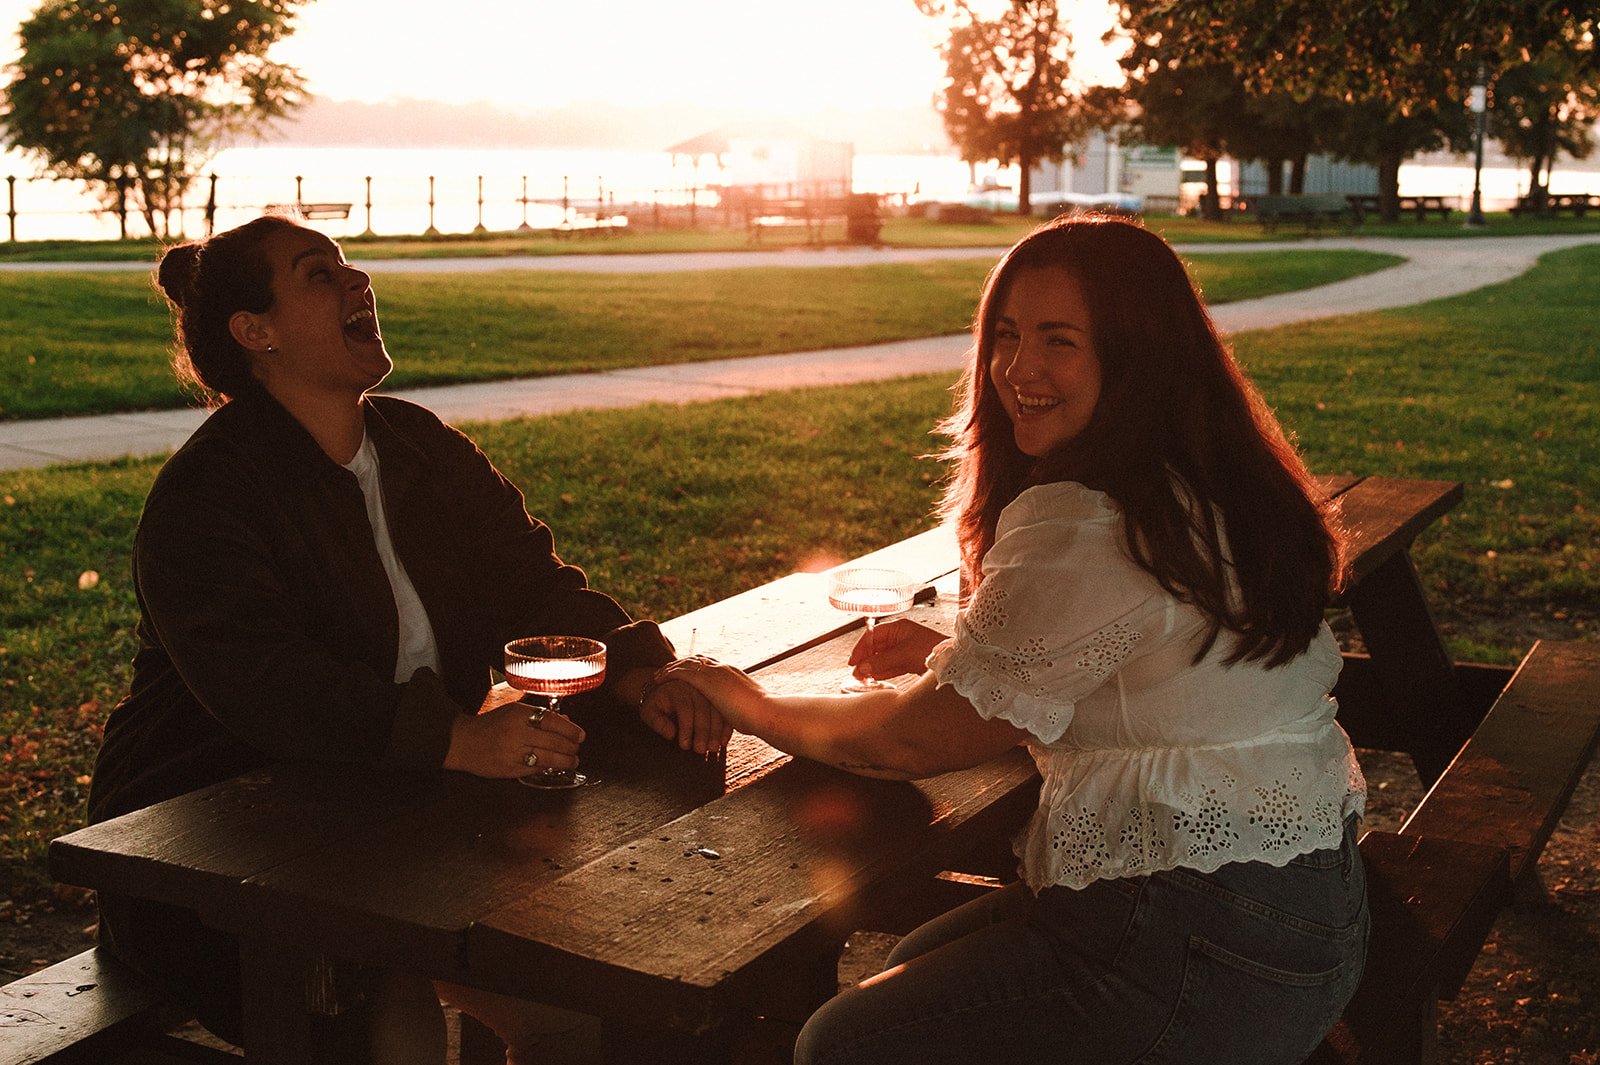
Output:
[
  {"xmin": 527, "ymin": 707, "xmax": 547, "ymax": 727},
  {"xmin": 523, "ymin": 751, "xmax": 539, "ymax": 769}
]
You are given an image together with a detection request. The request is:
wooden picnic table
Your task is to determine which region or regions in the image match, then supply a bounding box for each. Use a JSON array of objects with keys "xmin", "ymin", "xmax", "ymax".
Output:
[
  {"xmin": 1345, "ymin": 194, "xmax": 1453, "ymax": 223},
  {"xmin": 48, "ymin": 473, "xmax": 1467, "ymax": 1064}
]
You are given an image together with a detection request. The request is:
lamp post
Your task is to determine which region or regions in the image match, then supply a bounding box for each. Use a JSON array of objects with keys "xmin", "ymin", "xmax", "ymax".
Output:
[{"xmin": 1467, "ymin": 63, "xmax": 1489, "ymax": 228}]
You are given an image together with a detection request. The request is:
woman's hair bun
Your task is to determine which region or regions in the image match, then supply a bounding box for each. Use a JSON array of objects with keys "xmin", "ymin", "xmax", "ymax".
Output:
[{"xmin": 156, "ymin": 242, "xmax": 203, "ymax": 308}]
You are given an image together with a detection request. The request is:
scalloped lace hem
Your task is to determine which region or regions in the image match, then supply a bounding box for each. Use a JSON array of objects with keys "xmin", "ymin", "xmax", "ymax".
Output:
[
  {"xmin": 926, "ymin": 637, "xmax": 1077, "ymax": 744},
  {"xmin": 1020, "ymin": 804, "xmax": 1365, "ymax": 893}
]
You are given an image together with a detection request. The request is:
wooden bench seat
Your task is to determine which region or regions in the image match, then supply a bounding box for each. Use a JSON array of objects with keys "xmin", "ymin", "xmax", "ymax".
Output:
[
  {"xmin": 1252, "ymin": 193, "xmax": 1354, "ymax": 233},
  {"xmin": 1312, "ymin": 640, "xmax": 1600, "ymax": 1062},
  {"xmin": 0, "ymin": 947, "xmax": 237, "ymax": 1064}
]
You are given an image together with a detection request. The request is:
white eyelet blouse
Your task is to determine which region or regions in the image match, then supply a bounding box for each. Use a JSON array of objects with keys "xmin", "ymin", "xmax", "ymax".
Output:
[{"xmin": 926, "ymin": 481, "xmax": 1366, "ymax": 892}]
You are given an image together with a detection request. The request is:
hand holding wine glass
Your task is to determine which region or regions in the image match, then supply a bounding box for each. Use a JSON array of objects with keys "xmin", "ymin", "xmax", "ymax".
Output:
[
  {"xmin": 827, "ymin": 567, "xmax": 918, "ymax": 692},
  {"xmin": 504, "ymin": 635, "xmax": 606, "ymax": 789}
]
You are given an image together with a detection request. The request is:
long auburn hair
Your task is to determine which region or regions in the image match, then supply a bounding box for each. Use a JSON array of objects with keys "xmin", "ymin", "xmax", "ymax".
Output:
[{"xmin": 939, "ymin": 214, "xmax": 1344, "ymax": 667}]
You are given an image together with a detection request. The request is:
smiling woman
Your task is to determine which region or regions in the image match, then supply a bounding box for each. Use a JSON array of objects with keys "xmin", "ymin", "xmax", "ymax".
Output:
[{"xmin": 82, "ymin": 212, "xmax": 728, "ymax": 1061}]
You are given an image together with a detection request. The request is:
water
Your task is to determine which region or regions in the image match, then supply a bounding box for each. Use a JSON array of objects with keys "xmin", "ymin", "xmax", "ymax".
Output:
[
  {"xmin": 1, "ymin": 143, "xmax": 1592, "ymax": 243},
  {"xmin": 0, "ymin": 145, "xmax": 978, "ymax": 242}
]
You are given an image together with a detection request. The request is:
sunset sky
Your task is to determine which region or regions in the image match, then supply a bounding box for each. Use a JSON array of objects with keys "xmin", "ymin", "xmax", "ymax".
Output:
[{"xmin": 0, "ymin": 0, "xmax": 1123, "ymax": 117}]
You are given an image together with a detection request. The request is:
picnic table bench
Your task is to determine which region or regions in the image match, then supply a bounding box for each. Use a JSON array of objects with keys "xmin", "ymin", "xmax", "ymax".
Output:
[
  {"xmin": 1509, "ymin": 192, "xmax": 1600, "ymax": 218},
  {"xmin": 30, "ymin": 474, "xmax": 1600, "ymax": 1065},
  {"xmin": 744, "ymin": 193, "xmax": 882, "ymax": 246},
  {"xmin": 1345, "ymin": 194, "xmax": 1453, "ymax": 223},
  {"xmin": 1251, "ymin": 193, "xmax": 1355, "ymax": 233}
]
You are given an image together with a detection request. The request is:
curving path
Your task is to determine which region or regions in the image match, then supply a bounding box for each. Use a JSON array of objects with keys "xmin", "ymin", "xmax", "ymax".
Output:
[{"xmin": 1, "ymin": 233, "xmax": 1596, "ymax": 471}]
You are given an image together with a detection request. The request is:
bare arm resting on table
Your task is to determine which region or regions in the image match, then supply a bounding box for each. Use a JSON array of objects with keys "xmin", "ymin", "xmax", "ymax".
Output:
[{"xmin": 657, "ymin": 646, "xmax": 1030, "ymax": 780}]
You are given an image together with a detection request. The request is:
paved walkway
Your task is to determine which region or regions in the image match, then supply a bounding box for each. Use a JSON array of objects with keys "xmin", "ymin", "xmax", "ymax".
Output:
[{"xmin": 2, "ymin": 233, "xmax": 1596, "ymax": 472}]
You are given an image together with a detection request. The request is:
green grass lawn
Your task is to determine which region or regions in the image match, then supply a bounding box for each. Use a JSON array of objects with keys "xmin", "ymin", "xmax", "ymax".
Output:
[
  {"xmin": 1, "ymin": 244, "xmax": 1594, "ymax": 895},
  {"xmin": 0, "ymin": 249, "xmax": 1398, "ymax": 420},
  {"xmin": 0, "ymin": 208, "xmax": 1593, "ymax": 264}
]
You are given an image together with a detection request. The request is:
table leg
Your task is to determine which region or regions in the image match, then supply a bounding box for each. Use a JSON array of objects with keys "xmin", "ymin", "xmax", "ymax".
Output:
[
  {"xmin": 1346, "ymin": 551, "xmax": 1465, "ymax": 785},
  {"xmin": 239, "ymin": 937, "xmax": 368, "ymax": 1064}
]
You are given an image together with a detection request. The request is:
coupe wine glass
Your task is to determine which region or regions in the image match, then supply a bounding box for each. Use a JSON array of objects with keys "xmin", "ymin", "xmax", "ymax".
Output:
[
  {"xmin": 827, "ymin": 567, "xmax": 918, "ymax": 693},
  {"xmin": 504, "ymin": 635, "xmax": 606, "ymax": 789}
]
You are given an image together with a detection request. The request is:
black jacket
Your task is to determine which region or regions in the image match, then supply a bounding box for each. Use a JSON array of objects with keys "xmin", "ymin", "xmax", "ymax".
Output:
[{"xmin": 90, "ymin": 387, "xmax": 672, "ymax": 824}]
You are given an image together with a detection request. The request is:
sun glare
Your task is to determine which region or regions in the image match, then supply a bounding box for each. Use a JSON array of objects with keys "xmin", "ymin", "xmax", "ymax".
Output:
[
  {"xmin": 0, "ymin": 0, "xmax": 1124, "ymax": 121},
  {"xmin": 267, "ymin": 0, "xmax": 951, "ymax": 116}
]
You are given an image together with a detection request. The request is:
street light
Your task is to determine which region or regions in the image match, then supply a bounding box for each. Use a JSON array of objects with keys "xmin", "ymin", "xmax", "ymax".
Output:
[{"xmin": 1467, "ymin": 63, "xmax": 1489, "ymax": 228}]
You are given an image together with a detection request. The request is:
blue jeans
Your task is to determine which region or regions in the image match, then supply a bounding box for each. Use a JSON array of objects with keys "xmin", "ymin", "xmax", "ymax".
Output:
[{"xmin": 797, "ymin": 817, "xmax": 1368, "ymax": 1065}]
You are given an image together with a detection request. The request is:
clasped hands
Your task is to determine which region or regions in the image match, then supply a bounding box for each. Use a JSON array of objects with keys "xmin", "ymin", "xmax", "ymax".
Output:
[
  {"xmin": 655, "ymin": 618, "xmax": 948, "ymax": 725},
  {"xmin": 447, "ymin": 619, "xmax": 945, "ymax": 780}
]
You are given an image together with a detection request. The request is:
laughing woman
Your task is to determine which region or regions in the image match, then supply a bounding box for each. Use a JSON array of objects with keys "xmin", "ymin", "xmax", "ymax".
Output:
[
  {"xmin": 89, "ymin": 213, "xmax": 726, "ymax": 1063},
  {"xmin": 661, "ymin": 215, "xmax": 1369, "ymax": 1065}
]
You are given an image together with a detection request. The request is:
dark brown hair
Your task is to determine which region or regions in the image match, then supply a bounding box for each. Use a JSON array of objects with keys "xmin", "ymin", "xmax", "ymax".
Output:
[
  {"xmin": 940, "ymin": 214, "xmax": 1344, "ymax": 667},
  {"xmin": 155, "ymin": 213, "xmax": 306, "ymax": 404}
]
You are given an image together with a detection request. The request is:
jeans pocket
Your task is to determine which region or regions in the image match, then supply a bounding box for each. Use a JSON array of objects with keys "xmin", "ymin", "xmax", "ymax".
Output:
[{"xmin": 1135, "ymin": 934, "xmax": 1357, "ymax": 1065}]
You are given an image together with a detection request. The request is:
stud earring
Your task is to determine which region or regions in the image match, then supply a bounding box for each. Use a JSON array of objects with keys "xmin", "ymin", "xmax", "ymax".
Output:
[{"xmin": 266, "ymin": 344, "xmax": 276, "ymax": 353}]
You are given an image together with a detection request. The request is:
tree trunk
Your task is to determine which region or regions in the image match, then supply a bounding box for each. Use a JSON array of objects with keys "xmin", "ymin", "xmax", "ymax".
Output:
[
  {"xmin": 1537, "ymin": 118, "xmax": 1559, "ymax": 212},
  {"xmin": 1289, "ymin": 154, "xmax": 1308, "ymax": 195},
  {"xmin": 1017, "ymin": 148, "xmax": 1034, "ymax": 216},
  {"xmin": 1376, "ymin": 147, "xmax": 1403, "ymax": 223},
  {"xmin": 1266, "ymin": 158, "xmax": 1285, "ymax": 195},
  {"xmin": 1201, "ymin": 157, "xmax": 1222, "ymax": 221}
]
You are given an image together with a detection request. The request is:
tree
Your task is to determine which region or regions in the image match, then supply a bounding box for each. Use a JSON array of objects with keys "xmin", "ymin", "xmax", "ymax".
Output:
[
  {"xmin": 1119, "ymin": 62, "xmax": 1244, "ymax": 219},
  {"xmin": 3, "ymin": 0, "xmax": 308, "ymax": 238},
  {"xmin": 1109, "ymin": 0, "xmax": 1595, "ymax": 220},
  {"xmin": 1117, "ymin": 43, "xmax": 1341, "ymax": 218},
  {"xmin": 918, "ymin": 0, "xmax": 1097, "ymax": 215},
  {"xmin": 1491, "ymin": 32, "xmax": 1600, "ymax": 212}
]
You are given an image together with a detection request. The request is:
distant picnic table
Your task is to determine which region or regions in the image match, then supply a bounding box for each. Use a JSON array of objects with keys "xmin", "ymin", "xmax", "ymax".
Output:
[
  {"xmin": 1510, "ymin": 192, "xmax": 1600, "ymax": 218},
  {"xmin": 1345, "ymin": 194, "xmax": 1453, "ymax": 222}
]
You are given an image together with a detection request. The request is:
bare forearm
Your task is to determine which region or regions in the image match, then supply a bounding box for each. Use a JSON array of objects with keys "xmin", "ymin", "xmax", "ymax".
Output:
[
  {"xmin": 657, "ymin": 660, "xmax": 1030, "ymax": 781},
  {"xmin": 747, "ymin": 689, "xmax": 952, "ymax": 780}
]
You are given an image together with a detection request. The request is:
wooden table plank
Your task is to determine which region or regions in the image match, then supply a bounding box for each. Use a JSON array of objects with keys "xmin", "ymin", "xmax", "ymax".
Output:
[
  {"xmin": 467, "ymin": 589, "xmax": 1039, "ymax": 1031},
  {"xmin": 1330, "ymin": 477, "xmax": 1462, "ymax": 586},
  {"xmin": 1311, "ymin": 472, "xmax": 1364, "ymax": 502},
  {"xmin": 48, "ymin": 764, "xmax": 433, "ymax": 921},
  {"xmin": 466, "ymin": 747, "xmax": 1038, "ymax": 1029},
  {"xmin": 231, "ymin": 725, "xmax": 757, "ymax": 975},
  {"xmin": 1400, "ymin": 641, "xmax": 1600, "ymax": 887},
  {"xmin": 658, "ymin": 525, "xmax": 957, "ymax": 670}
]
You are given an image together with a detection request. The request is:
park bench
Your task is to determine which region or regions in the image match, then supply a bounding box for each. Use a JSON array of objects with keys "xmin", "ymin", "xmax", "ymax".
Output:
[
  {"xmin": 1509, "ymin": 192, "xmax": 1600, "ymax": 218},
  {"xmin": 1346, "ymin": 194, "xmax": 1453, "ymax": 223},
  {"xmin": 1309, "ymin": 640, "xmax": 1600, "ymax": 1063},
  {"xmin": 0, "ymin": 945, "xmax": 236, "ymax": 1064},
  {"xmin": 1252, "ymin": 193, "xmax": 1355, "ymax": 233},
  {"xmin": 745, "ymin": 194, "xmax": 881, "ymax": 246}
]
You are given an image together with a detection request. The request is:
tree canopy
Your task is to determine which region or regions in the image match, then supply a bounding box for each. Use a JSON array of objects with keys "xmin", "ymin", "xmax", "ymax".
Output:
[
  {"xmin": 3, "ymin": 0, "xmax": 308, "ymax": 237},
  {"xmin": 918, "ymin": 0, "xmax": 1099, "ymax": 214},
  {"xmin": 1110, "ymin": 0, "xmax": 1596, "ymax": 219}
]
